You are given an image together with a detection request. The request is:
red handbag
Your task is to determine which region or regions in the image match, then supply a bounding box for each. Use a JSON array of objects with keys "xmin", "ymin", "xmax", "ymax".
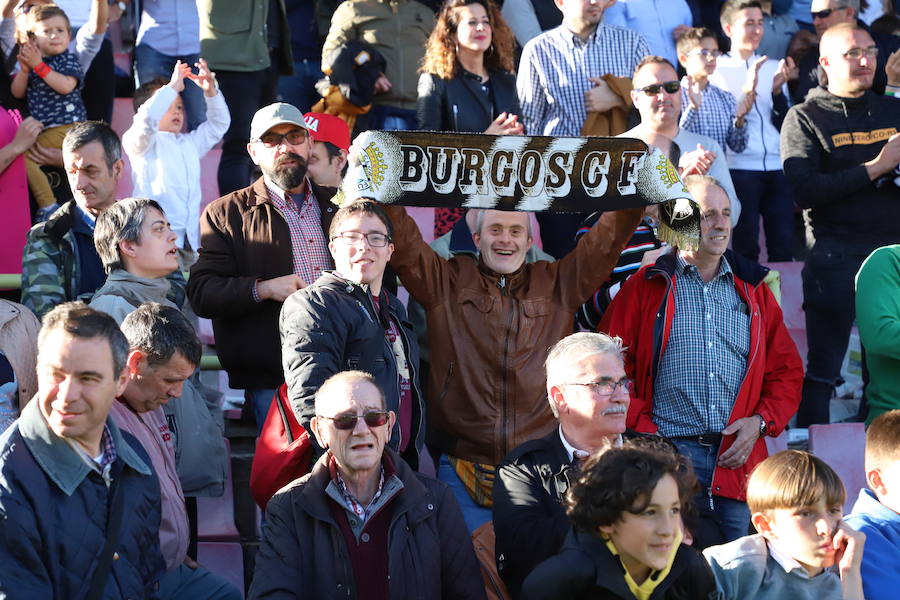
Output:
[{"xmin": 250, "ymin": 384, "xmax": 313, "ymax": 510}]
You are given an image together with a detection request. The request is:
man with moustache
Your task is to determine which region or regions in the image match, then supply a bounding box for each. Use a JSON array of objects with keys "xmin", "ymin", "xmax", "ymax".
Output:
[
  {"xmin": 188, "ymin": 103, "xmax": 337, "ymax": 430},
  {"xmin": 782, "ymin": 23, "xmax": 900, "ymax": 427},
  {"xmin": 492, "ymin": 332, "xmax": 634, "ymax": 599},
  {"xmin": 600, "ymin": 175, "xmax": 802, "ymax": 550}
]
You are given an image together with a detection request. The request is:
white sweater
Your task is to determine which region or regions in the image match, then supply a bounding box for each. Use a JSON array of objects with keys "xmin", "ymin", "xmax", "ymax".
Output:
[
  {"xmin": 709, "ymin": 53, "xmax": 785, "ymax": 172},
  {"xmin": 123, "ymin": 85, "xmax": 230, "ymax": 250}
]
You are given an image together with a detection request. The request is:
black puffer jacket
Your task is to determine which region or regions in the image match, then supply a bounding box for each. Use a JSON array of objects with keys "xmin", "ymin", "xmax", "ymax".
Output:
[
  {"xmin": 0, "ymin": 400, "xmax": 165, "ymax": 599},
  {"xmin": 522, "ymin": 529, "xmax": 716, "ymax": 600},
  {"xmin": 249, "ymin": 448, "xmax": 486, "ymax": 600},
  {"xmin": 280, "ymin": 272, "xmax": 424, "ymax": 467}
]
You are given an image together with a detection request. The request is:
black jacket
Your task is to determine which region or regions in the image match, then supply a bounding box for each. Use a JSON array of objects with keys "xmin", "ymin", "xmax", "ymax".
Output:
[
  {"xmin": 521, "ymin": 529, "xmax": 716, "ymax": 600},
  {"xmin": 493, "ymin": 428, "xmax": 645, "ymax": 598},
  {"xmin": 781, "ymin": 86, "xmax": 900, "ymax": 252},
  {"xmin": 416, "ymin": 68, "xmax": 521, "ymax": 133},
  {"xmin": 279, "ymin": 272, "xmax": 425, "ymax": 468},
  {"xmin": 248, "ymin": 448, "xmax": 486, "ymax": 600}
]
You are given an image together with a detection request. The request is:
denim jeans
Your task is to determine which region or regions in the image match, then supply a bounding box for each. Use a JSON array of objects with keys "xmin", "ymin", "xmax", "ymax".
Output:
[
  {"xmin": 798, "ymin": 244, "xmax": 868, "ymax": 426},
  {"xmin": 729, "ymin": 169, "xmax": 795, "ymax": 262},
  {"xmin": 367, "ymin": 104, "xmax": 417, "ymax": 131},
  {"xmin": 277, "ymin": 58, "xmax": 323, "ymax": 113},
  {"xmin": 671, "ymin": 439, "xmax": 751, "ymax": 550},
  {"xmin": 134, "ymin": 43, "xmax": 205, "ymax": 130},
  {"xmin": 245, "ymin": 387, "xmax": 278, "ymax": 436},
  {"xmin": 437, "ymin": 455, "xmax": 492, "ymax": 533},
  {"xmin": 158, "ymin": 563, "xmax": 242, "ymax": 600}
]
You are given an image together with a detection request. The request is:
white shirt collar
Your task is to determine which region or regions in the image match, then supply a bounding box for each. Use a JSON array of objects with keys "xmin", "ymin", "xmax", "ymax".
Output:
[
  {"xmin": 766, "ymin": 539, "xmax": 813, "ymax": 578},
  {"xmin": 558, "ymin": 426, "xmax": 622, "ymax": 462}
]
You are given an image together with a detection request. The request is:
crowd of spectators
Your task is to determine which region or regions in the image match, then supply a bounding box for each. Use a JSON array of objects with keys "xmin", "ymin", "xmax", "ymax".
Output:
[{"xmin": 1, "ymin": 0, "xmax": 900, "ymax": 598}]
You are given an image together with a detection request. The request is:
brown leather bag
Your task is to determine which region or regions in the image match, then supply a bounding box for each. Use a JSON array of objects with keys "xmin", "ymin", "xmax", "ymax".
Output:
[{"xmin": 472, "ymin": 522, "xmax": 512, "ymax": 600}]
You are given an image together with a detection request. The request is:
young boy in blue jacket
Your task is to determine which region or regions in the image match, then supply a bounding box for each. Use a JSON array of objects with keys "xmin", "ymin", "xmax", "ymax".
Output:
[{"xmin": 845, "ymin": 410, "xmax": 900, "ymax": 600}]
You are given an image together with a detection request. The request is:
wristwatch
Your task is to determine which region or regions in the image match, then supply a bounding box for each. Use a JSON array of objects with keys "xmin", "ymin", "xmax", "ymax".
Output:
[{"xmin": 756, "ymin": 414, "xmax": 767, "ymax": 437}]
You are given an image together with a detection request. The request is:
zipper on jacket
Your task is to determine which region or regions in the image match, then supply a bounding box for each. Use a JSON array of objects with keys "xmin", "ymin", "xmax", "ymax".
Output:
[
  {"xmin": 362, "ymin": 290, "xmax": 403, "ymax": 451},
  {"xmin": 499, "ymin": 275, "xmax": 514, "ymax": 459}
]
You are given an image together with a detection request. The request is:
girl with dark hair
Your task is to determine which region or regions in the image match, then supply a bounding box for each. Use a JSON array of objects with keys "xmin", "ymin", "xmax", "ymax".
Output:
[
  {"xmin": 522, "ymin": 445, "xmax": 717, "ymax": 600},
  {"xmin": 417, "ymin": 0, "xmax": 524, "ymax": 236}
]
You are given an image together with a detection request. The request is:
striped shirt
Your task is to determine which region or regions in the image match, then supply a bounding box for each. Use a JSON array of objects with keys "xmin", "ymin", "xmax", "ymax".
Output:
[
  {"xmin": 652, "ymin": 254, "xmax": 749, "ymax": 437},
  {"xmin": 517, "ymin": 23, "xmax": 650, "ymax": 136},
  {"xmin": 679, "ymin": 78, "xmax": 749, "ymax": 155},
  {"xmin": 257, "ymin": 178, "xmax": 332, "ymax": 296}
]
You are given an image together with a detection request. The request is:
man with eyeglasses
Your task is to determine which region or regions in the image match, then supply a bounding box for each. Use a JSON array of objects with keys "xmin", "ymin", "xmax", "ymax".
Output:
[
  {"xmin": 493, "ymin": 331, "xmax": 636, "ymax": 599},
  {"xmin": 791, "ymin": 0, "xmax": 900, "ymax": 104},
  {"xmin": 187, "ymin": 102, "xmax": 337, "ymax": 432},
  {"xmin": 782, "ymin": 22, "xmax": 900, "ymax": 427},
  {"xmin": 280, "ymin": 200, "xmax": 425, "ymax": 469},
  {"xmin": 601, "ymin": 175, "xmax": 802, "ymax": 550},
  {"xmin": 248, "ymin": 370, "xmax": 485, "ymax": 599}
]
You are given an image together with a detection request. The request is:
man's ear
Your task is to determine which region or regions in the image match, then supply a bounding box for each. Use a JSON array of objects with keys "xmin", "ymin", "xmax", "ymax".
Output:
[
  {"xmin": 125, "ymin": 349, "xmax": 146, "ymax": 376},
  {"xmin": 111, "ymin": 158, "xmax": 124, "ymax": 182},
  {"xmin": 247, "ymin": 142, "xmax": 260, "ymax": 166},
  {"xmin": 335, "ymin": 149, "xmax": 348, "ymax": 172},
  {"xmin": 311, "ymin": 416, "xmax": 328, "ymax": 449},
  {"xmin": 751, "ymin": 511, "xmax": 774, "ymax": 538},
  {"xmin": 819, "ymin": 54, "xmax": 830, "ymax": 69},
  {"xmin": 549, "ymin": 385, "xmax": 566, "ymax": 414}
]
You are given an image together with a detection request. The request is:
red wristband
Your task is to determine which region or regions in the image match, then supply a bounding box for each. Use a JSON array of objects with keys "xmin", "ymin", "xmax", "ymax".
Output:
[{"xmin": 34, "ymin": 62, "xmax": 51, "ymax": 78}]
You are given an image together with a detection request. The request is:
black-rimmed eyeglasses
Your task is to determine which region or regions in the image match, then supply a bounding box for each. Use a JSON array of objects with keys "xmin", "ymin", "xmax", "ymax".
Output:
[{"xmin": 331, "ymin": 232, "xmax": 392, "ymax": 247}]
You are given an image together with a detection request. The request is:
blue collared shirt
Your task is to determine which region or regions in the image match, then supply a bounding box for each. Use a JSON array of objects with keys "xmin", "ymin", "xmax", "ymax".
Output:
[
  {"xmin": 136, "ymin": 0, "xmax": 201, "ymax": 56},
  {"xmin": 652, "ymin": 254, "xmax": 749, "ymax": 436},
  {"xmin": 517, "ymin": 23, "xmax": 650, "ymax": 136}
]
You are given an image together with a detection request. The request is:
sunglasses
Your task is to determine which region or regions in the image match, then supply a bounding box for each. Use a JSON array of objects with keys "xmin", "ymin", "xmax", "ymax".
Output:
[
  {"xmin": 811, "ymin": 7, "xmax": 845, "ymax": 20},
  {"xmin": 318, "ymin": 410, "xmax": 389, "ymax": 430},
  {"xmin": 638, "ymin": 81, "xmax": 681, "ymax": 96}
]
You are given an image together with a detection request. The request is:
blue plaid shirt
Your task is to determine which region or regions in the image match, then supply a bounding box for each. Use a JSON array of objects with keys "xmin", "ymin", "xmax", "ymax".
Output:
[
  {"xmin": 517, "ymin": 23, "xmax": 650, "ymax": 136},
  {"xmin": 679, "ymin": 78, "xmax": 749, "ymax": 155},
  {"xmin": 652, "ymin": 254, "xmax": 749, "ymax": 437}
]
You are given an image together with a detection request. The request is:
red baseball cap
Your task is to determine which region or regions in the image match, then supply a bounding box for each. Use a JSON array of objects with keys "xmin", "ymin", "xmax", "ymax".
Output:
[{"xmin": 302, "ymin": 113, "xmax": 351, "ymax": 152}]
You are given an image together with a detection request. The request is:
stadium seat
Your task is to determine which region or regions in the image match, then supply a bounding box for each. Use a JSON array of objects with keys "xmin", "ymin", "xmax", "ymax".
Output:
[
  {"xmin": 807, "ymin": 423, "xmax": 867, "ymax": 513},
  {"xmin": 197, "ymin": 438, "xmax": 239, "ymax": 541},
  {"xmin": 197, "ymin": 541, "xmax": 244, "ymax": 597}
]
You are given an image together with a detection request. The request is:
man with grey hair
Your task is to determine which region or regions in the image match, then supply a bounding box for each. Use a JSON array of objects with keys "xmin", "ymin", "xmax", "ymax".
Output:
[
  {"xmin": 250, "ymin": 370, "xmax": 485, "ymax": 599},
  {"xmin": 492, "ymin": 331, "xmax": 632, "ymax": 599},
  {"xmin": 0, "ymin": 302, "xmax": 165, "ymax": 597},
  {"xmin": 601, "ymin": 174, "xmax": 802, "ymax": 549},
  {"xmin": 112, "ymin": 303, "xmax": 240, "ymax": 600}
]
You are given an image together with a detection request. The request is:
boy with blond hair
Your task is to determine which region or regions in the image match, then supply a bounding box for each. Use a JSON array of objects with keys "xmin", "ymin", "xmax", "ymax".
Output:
[
  {"xmin": 845, "ymin": 410, "xmax": 900, "ymax": 599},
  {"xmin": 10, "ymin": 3, "xmax": 86, "ymax": 220},
  {"xmin": 704, "ymin": 450, "xmax": 865, "ymax": 599}
]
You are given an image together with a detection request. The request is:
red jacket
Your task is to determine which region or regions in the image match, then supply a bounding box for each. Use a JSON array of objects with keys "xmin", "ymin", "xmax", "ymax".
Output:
[{"xmin": 599, "ymin": 251, "xmax": 802, "ymax": 501}]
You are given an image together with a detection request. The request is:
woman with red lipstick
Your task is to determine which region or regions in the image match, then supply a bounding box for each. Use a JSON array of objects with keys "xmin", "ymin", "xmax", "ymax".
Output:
[
  {"xmin": 522, "ymin": 445, "xmax": 717, "ymax": 599},
  {"xmin": 417, "ymin": 0, "xmax": 523, "ymax": 237}
]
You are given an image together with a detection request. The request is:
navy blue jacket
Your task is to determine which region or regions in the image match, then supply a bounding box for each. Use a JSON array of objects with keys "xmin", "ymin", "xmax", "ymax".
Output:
[{"xmin": 0, "ymin": 400, "xmax": 165, "ymax": 599}]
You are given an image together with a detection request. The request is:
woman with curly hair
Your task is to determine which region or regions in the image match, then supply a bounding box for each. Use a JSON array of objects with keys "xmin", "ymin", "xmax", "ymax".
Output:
[
  {"xmin": 522, "ymin": 444, "xmax": 716, "ymax": 600},
  {"xmin": 417, "ymin": 0, "xmax": 523, "ymax": 236}
]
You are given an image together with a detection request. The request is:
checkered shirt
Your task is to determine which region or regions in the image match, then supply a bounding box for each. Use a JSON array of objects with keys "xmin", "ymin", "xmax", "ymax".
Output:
[
  {"xmin": 69, "ymin": 424, "xmax": 118, "ymax": 481},
  {"xmin": 517, "ymin": 24, "xmax": 650, "ymax": 136},
  {"xmin": 679, "ymin": 78, "xmax": 749, "ymax": 155},
  {"xmin": 264, "ymin": 178, "xmax": 332, "ymax": 285},
  {"xmin": 652, "ymin": 254, "xmax": 750, "ymax": 437}
]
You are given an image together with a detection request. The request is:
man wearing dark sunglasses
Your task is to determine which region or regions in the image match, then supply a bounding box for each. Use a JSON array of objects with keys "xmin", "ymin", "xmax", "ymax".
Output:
[
  {"xmin": 249, "ymin": 371, "xmax": 485, "ymax": 600},
  {"xmin": 281, "ymin": 200, "xmax": 426, "ymax": 470},
  {"xmin": 791, "ymin": 0, "xmax": 900, "ymax": 104},
  {"xmin": 782, "ymin": 22, "xmax": 900, "ymax": 427},
  {"xmin": 188, "ymin": 103, "xmax": 338, "ymax": 434}
]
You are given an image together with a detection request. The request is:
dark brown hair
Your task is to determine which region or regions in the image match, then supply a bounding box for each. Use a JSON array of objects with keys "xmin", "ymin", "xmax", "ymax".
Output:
[
  {"xmin": 132, "ymin": 77, "xmax": 169, "ymax": 113},
  {"xmin": 675, "ymin": 27, "xmax": 718, "ymax": 62},
  {"xmin": 329, "ymin": 200, "xmax": 394, "ymax": 240},
  {"xmin": 747, "ymin": 450, "xmax": 845, "ymax": 514},
  {"xmin": 420, "ymin": 0, "xmax": 515, "ymax": 79},
  {"xmin": 566, "ymin": 442, "xmax": 699, "ymax": 531}
]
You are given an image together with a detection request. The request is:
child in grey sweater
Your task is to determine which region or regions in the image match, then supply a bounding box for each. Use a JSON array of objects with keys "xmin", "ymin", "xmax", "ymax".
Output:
[{"xmin": 703, "ymin": 450, "xmax": 865, "ymax": 600}]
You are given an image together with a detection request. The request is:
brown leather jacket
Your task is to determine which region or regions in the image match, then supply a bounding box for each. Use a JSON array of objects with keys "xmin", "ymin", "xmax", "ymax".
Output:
[
  {"xmin": 188, "ymin": 178, "xmax": 336, "ymax": 389},
  {"xmin": 386, "ymin": 205, "xmax": 643, "ymax": 465}
]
